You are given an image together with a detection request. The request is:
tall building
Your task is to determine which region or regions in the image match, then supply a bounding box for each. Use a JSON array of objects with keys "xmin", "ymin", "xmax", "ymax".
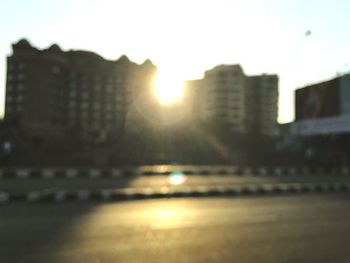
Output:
[
  {"xmin": 202, "ymin": 64, "xmax": 247, "ymax": 133},
  {"xmin": 187, "ymin": 64, "xmax": 279, "ymax": 136},
  {"xmin": 183, "ymin": 79, "xmax": 204, "ymax": 122},
  {"xmin": 246, "ymin": 74, "xmax": 279, "ymax": 136},
  {"xmin": 4, "ymin": 39, "xmax": 156, "ymax": 139}
]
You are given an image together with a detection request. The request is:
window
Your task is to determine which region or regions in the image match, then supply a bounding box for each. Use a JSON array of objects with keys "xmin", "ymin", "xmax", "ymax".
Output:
[
  {"xmin": 116, "ymin": 96, "xmax": 123, "ymax": 102},
  {"xmin": 69, "ymin": 101, "xmax": 76, "ymax": 108},
  {"xmin": 81, "ymin": 102, "xmax": 88, "ymax": 109},
  {"xmin": 52, "ymin": 66, "xmax": 60, "ymax": 74},
  {"xmin": 106, "ymin": 104, "xmax": 112, "ymax": 111},
  {"xmin": 17, "ymin": 84, "xmax": 24, "ymax": 90},
  {"xmin": 68, "ymin": 119, "xmax": 75, "ymax": 126},
  {"xmin": 106, "ymin": 85, "xmax": 113, "ymax": 93},
  {"xmin": 93, "ymin": 111, "xmax": 100, "ymax": 118},
  {"xmin": 70, "ymin": 72, "xmax": 77, "ymax": 79},
  {"xmin": 68, "ymin": 111, "xmax": 75, "ymax": 118},
  {"xmin": 7, "ymin": 74, "xmax": 14, "ymax": 81},
  {"xmin": 69, "ymin": 91, "xmax": 76, "ymax": 98},
  {"xmin": 115, "ymin": 113, "xmax": 122, "ymax": 120},
  {"xmin": 95, "ymin": 75, "xmax": 101, "ymax": 82},
  {"xmin": 81, "ymin": 111, "xmax": 88, "ymax": 119},
  {"xmin": 18, "ymin": 73, "xmax": 25, "ymax": 80},
  {"xmin": 107, "ymin": 77, "xmax": 114, "ymax": 84},
  {"xmin": 8, "ymin": 63, "xmax": 14, "ymax": 71},
  {"xmin": 81, "ymin": 92, "xmax": 89, "ymax": 99},
  {"xmin": 116, "ymin": 104, "xmax": 125, "ymax": 112},
  {"xmin": 18, "ymin": 62, "xmax": 25, "ymax": 70},
  {"xmin": 81, "ymin": 75, "xmax": 89, "ymax": 83},
  {"xmin": 93, "ymin": 103, "xmax": 100, "ymax": 110},
  {"xmin": 17, "ymin": 95, "xmax": 24, "ymax": 102}
]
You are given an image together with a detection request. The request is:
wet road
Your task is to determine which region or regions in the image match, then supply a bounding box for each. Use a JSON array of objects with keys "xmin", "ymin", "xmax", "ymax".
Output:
[{"xmin": 1, "ymin": 194, "xmax": 350, "ymax": 262}]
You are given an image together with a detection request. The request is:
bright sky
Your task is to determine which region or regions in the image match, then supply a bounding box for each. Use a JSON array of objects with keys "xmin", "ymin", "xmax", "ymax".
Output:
[{"xmin": 0, "ymin": 0, "xmax": 349, "ymax": 123}]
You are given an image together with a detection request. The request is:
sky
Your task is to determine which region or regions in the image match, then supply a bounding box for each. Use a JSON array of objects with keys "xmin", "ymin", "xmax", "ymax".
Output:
[{"xmin": 0, "ymin": 0, "xmax": 349, "ymax": 123}]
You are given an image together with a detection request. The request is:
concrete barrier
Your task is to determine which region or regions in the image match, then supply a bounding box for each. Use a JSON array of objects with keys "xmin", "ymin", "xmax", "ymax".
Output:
[
  {"xmin": 88, "ymin": 169, "xmax": 101, "ymax": 178},
  {"xmin": 66, "ymin": 169, "xmax": 78, "ymax": 178},
  {"xmin": 42, "ymin": 169, "xmax": 55, "ymax": 178},
  {"xmin": 1, "ymin": 182, "xmax": 350, "ymax": 204},
  {"xmin": 16, "ymin": 169, "xmax": 30, "ymax": 179},
  {"xmin": 258, "ymin": 167, "xmax": 268, "ymax": 176},
  {"xmin": 0, "ymin": 192, "xmax": 9, "ymax": 204},
  {"xmin": 0, "ymin": 166, "xmax": 350, "ymax": 180}
]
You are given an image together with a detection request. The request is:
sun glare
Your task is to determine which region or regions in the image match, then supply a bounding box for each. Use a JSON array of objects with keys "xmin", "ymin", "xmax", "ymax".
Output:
[{"xmin": 153, "ymin": 71, "xmax": 184, "ymax": 105}]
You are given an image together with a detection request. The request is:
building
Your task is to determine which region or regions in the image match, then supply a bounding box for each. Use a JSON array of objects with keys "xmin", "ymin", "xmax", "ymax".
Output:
[
  {"xmin": 201, "ymin": 64, "xmax": 247, "ymax": 132},
  {"xmin": 186, "ymin": 64, "xmax": 279, "ymax": 136},
  {"xmin": 246, "ymin": 74, "xmax": 279, "ymax": 136},
  {"xmin": 183, "ymin": 79, "xmax": 204, "ymax": 122},
  {"xmin": 4, "ymin": 39, "xmax": 156, "ymax": 139}
]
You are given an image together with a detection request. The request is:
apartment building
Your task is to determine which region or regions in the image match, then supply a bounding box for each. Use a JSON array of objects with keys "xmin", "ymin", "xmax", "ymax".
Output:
[
  {"xmin": 4, "ymin": 39, "xmax": 156, "ymax": 139},
  {"xmin": 246, "ymin": 74, "xmax": 279, "ymax": 136},
  {"xmin": 187, "ymin": 64, "xmax": 279, "ymax": 136}
]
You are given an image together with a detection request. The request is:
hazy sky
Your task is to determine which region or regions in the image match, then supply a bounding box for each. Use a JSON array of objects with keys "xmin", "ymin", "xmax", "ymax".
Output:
[{"xmin": 1, "ymin": 0, "xmax": 349, "ymax": 123}]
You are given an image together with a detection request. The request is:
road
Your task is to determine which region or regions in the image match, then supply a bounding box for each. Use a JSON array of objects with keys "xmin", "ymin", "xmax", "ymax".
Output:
[{"xmin": 1, "ymin": 194, "xmax": 350, "ymax": 262}]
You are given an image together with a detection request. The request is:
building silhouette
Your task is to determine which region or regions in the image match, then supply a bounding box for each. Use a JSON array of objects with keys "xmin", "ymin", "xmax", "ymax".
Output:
[
  {"xmin": 246, "ymin": 74, "xmax": 279, "ymax": 136},
  {"xmin": 4, "ymin": 39, "xmax": 156, "ymax": 140},
  {"xmin": 201, "ymin": 65, "xmax": 247, "ymax": 133},
  {"xmin": 186, "ymin": 64, "xmax": 279, "ymax": 136}
]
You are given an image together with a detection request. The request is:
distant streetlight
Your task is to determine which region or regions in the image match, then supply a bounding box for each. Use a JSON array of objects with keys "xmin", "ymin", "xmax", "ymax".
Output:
[
  {"xmin": 305, "ymin": 30, "xmax": 312, "ymax": 37},
  {"xmin": 294, "ymin": 29, "xmax": 313, "ymax": 88},
  {"xmin": 291, "ymin": 30, "xmax": 312, "ymax": 121}
]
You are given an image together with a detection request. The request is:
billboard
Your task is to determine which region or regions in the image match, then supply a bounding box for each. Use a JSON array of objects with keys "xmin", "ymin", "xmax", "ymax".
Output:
[
  {"xmin": 340, "ymin": 74, "xmax": 350, "ymax": 115},
  {"xmin": 295, "ymin": 78, "xmax": 340, "ymax": 120}
]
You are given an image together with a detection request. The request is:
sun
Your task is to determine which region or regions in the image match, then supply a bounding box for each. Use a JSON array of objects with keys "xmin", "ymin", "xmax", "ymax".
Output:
[{"xmin": 153, "ymin": 70, "xmax": 184, "ymax": 105}]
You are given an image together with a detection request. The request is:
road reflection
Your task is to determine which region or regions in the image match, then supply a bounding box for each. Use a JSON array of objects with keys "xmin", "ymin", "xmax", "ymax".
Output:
[{"xmin": 149, "ymin": 202, "xmax": 193, "ymax": 229}]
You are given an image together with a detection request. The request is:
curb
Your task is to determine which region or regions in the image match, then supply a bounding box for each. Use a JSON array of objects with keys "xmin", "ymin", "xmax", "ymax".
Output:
[
  {"xmin": 1, "ymin": 183, "xmax": 350, "ymax": 204},
  {"xmin": 0, "ymin": 166, "xmax": 349, "ymax": 179}
]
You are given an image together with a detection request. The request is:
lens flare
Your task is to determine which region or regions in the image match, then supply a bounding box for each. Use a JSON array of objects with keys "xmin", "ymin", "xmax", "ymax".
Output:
[{"xmin": 168, "ymin": 171, "xmax": 187, "ymax": 185}]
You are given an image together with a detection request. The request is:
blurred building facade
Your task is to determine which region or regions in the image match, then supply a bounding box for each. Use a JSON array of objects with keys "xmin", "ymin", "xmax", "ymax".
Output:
[
  {"xmin": 4, "ymin": 39, "xmax": 156, "ymax": 140},
  {"xmin": 201, "ymin": 65, "xmax": 247, "ymax": 133},
  {"xmin": 246, "ymin": 74, "xmax": 279, "ymax": 136},
  {"xmin": 184, "ymin": 79, "xmax": 204, "ymax": 122},
  {"xmin": 186, "ymin": 64, "xmax": 279, "ymax": 136}
]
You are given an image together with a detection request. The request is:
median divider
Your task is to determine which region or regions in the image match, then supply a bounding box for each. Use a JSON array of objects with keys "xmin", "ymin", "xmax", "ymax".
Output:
[
  {"xmin": 0, "ymin": 166, "xmax": 349, "ymax": 180},
  {"xmin": 1, "ymin": 182, "xmax": 350, "ymax": 204}
]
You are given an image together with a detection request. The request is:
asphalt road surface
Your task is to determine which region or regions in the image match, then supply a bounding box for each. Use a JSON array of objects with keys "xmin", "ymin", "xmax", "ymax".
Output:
[{"xmin": 1, "ymin": 194, "xmax": 350, "ymax": 262}]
